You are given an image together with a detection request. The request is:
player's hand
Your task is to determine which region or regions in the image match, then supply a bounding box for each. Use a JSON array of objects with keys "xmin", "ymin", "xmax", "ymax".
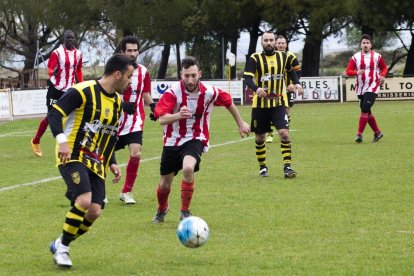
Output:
[
  {"xmin": 121, "ymin": 102, "xmax": 136, "ymax": 115},
  {"xmin": 287, "ymin": 84, "xmax": 295, "ymax": 92},
  {"xmin": 256, "ymin": 87, "xmax": 267, "ymax": 98},
  {"xmin": 149, "ymin": 102, "xmax": 157, "ymax": 121},
  {"xmin": 295, "ymin": 84, "xmax": 303, "ymax": 96},
  {"xmin": 379, "ymin": 76, "xmax": 385, "ymax": 85},
  {"xmin": 357, "ymin": 69, "xmax": 365, "ymax": 75},
  {"xmin": 110, "ymin": 164, "xmax": 121, "ymax": 184},
  {"xmin": 179, "ymin": 106, "xmax": 192, "ymax": 119},
  {"xmin": 238, "ymin": 121, "xmax": 250, "ymax": 138},
  {"xmin": 57, "ymin": 142, "xmax": 71, "ymax": 164}
]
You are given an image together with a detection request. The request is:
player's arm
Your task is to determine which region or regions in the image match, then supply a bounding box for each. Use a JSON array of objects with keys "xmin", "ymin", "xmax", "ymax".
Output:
[
  {"xmin": 47, "ymin": 52, "xmax": 58, "ymax": 77},
  {"xmin": 378, "ymin": 56, "xmax": 388, "ymax": 85},
  {"xmin": 154, "ymin": 91, "xmax": 191, "ymax": 125},
  {"xmin": 47, "ymin": 88, "xmax": 83, "ymax": 164},
  {"xmin": 75, "ymin": 54, "xmax": 83, "ymax": 83},
  {"xmin": 345, "ymin": 58, "xmax": 358, "ymax": 76}
]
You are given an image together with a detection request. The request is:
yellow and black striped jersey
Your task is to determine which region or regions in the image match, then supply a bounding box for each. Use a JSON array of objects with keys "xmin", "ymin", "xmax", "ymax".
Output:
[
  {"xmin": 244, "ymin": 51, "xmax": 296, "ymax": 108},
  {"xmin": 285, "ymin": 51, "xmax": 301, "ymax": 86},
  {"xmin": 50, "ymin": 80, "xmax": 123, "ymax": 179}
]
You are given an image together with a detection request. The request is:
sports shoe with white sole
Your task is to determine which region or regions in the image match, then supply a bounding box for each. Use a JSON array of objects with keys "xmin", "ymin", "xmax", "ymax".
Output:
[
  {"xmin": 355, "ymin": 135, "xmax": 363, "ymax": 143},
  {"xmin": 259, "ymin": 166, "xmax": 269, "ymax": 177},
  {"xmin": 50, "ymin": 237, "xmax": 72, "ymax": 268},
  {"xmin": 284, "ymin": 166, "xmax": 297, "ymax": 178},
  {"xmin": 119, "ymin": 192, "xmax": 136, "ymax": 205},
  {"xmin": 180, "ymin": 210, "xmax": 192, "ymax": 220},
  {"xmin": 152, "ymin": 206, "xmax": 169, "ymax": 224}
]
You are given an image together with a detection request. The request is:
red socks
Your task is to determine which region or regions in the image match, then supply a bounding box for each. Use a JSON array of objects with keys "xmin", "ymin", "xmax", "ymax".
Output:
[
  {"xmin": 180, "ymin": 180, "xmax": 194, "ymax": 211},
  {"xmin": 33, "ymin": 117, "xmax": 49, "ymax": 144},
  {"xmin": 368, "ymin": 113, "xmax": 381, "ymax": 134},
  {"xmin": 357, "ymin": 112, "xmax": 369, "ymax": 135},
  {"xmin": 157, "ymin": 184, "xmax": 171, "ymax": 211},
  {"xmin": 122, "ymin": 157, "xmax": 140, "ymax": 193}
]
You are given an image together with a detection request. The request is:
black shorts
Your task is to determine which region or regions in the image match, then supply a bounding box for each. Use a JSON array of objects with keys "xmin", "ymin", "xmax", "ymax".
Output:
[
  {"xmin": 46, "ymin": 84, "xmax": 65, "ymax": 112},
  {"xmin": 58, "ymin": 162, "xmax": 106, "ymax": 208},
  {"xmin": 358, "ymin": 92, "xmax": 378, "ymax": 113},
  {"xmin": 115, "ymin": 131, "xmax": 143, "ymax": 151},
  {"xmin": 251, "ymin": 106, "xmax": 289, "ymax": 134},
  {"xmin": 160, "ymin": 140, "xmax": 203, "ymax": 176}
]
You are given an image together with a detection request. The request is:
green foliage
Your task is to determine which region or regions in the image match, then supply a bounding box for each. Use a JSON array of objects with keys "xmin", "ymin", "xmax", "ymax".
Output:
[{"xmin": 1, "ymin": 102, "xmax": 414, "ymax": 274}]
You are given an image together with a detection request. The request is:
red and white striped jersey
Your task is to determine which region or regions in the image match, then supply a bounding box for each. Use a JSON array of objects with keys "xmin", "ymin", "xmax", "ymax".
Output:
[
  {"xmin": 48, "ymin": 45, "xmax": 83, "ymax": 92},
  {"xmin": 117, "ymin": 64, "xmax": 151, "ymax": 135},
  {"xmin": 154, "ymin": 80, "xmax": 233, "ymax": 152},
  {"xmin": 346, "ymin": 50, "xmax": 387, "ymax": 95}
]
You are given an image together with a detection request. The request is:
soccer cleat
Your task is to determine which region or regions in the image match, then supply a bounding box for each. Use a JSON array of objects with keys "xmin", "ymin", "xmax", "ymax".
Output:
[
  {"xmin": 259, "ymin": 166, "xmax": 269, "ymax": 177},
  {"xmin": 180, "ymin": 210, "xmax": 192, "ymax": 221},
  {"xmin": 119, "ymin": 192, "xmax": 136, "ymax": 205},
  {"xmin": 355, "ymin": 135, "xmax": 363, "ymax": 143},
  {"xmin": 265, "ymin": 134, "xmax": 274, "ymax": 143},
  {"xmin": 284, "ymin": 166, "xmax": 297, "ymax": 178},
  {"xmin": 372, "ymin": 132, "xmax": 384, "ymax": 142},
  {"xmin": 50, "ymin": 237, "xmax": 72, "ymax": 268},
  {"xmin": 31, "ymin": 139, "xmax": 42, "ymax": 157},
  {"xmin": 152, "ymin": 206, "xmax": 169, "ymax": 224}
]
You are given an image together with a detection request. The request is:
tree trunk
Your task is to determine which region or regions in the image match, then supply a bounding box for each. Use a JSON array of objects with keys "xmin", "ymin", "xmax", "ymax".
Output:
[
  {"xmin": 245, "ymin": 18, "xmax": 261, "ymax": 65},
  {"xmin": 175, "ymin": 43, "xmax": 181, "ymax": 79},
  {"xmin": 157, "ymin": 43, "xmax": 170, "ymax": 79},
  {"xmin": 403, "ymin": 33, "xmax": 414, "ymax": 76},
  {"xmin": 301, "ymin": 36, "xmax": 322, "ymax": 77}
]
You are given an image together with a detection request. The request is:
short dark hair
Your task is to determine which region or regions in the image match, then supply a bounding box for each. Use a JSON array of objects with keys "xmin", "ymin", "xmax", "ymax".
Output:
[
  {"xmin": 360, "ymin": 34, "xmax": 372, "ymax": 43},
  {"xmin": 104, "ymin": 54, "xmax": 137, "ymax": 75},
  {"xmin": 181, "ymin": 56, "xmax": 200, "ymax": 70},
  {"xmin": 120, "ymin": 36, "xmax": 140, "ymax": 52},
  {"xmin": 276, "ymin": 35, "xmax": 286, "ymax": 40}
]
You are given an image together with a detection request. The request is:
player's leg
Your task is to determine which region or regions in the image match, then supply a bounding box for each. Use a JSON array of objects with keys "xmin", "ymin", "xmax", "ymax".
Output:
[
  {"xmin": 364, "ymin": 93, "xmax": 383, "ymax": 142},
  {"xmin": 50, "ymin": 162, "xmax": 92, "ymax": 268},
  {"xmin": 355, "ymin": 94, "xmax": 369, "ymax": 143},
  {"xmin": 252, "ymin": 108, "xmax": 270, "ymax": 177},
  {"xmin": 119, "ymin": 132, "xmax": 143, "ymax": 204},
  {"xmin": 179, "ymin": 140, "xmax": 203, "ymax": 220},
  {"xmin": 273, "ymin": 106, "xmax": 296, "ymax": 178}
]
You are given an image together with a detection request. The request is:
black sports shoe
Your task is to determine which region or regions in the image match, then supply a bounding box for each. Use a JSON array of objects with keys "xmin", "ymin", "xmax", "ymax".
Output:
[
  {"xmin": 372, "ymin": 132, "xmax": 383, "ymax": 142},
  {"xmin": 259, "ymin": 166, "xmax": 269, "ymax": 177},
  {"xmin": 152, "ymin": 206, "xmax": 169, "ymax": 224},
  {"xmin": 284, "ymin": 166, "xmax": 297, "ymax": 178},
  {"xmin": 355, "ymin": 135, "xmax": 363, "ymax": 143},
  {"xmin": 180, "ymin": 210, "xmax": 192, "ymax": 220}
]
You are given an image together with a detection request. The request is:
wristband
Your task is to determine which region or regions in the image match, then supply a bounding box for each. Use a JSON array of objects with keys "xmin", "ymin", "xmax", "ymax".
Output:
[{"xmin": 56, "ymin": 133, "xmax": 68, "ymax": 144}]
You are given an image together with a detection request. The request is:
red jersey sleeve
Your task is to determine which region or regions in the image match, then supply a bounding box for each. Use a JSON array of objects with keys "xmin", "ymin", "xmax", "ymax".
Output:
[
  {"xmin": 76, "ymin": 54, "xmax": 83, "ymax": 83},
  {"xmin": 143, "ymin": 71, "xmax": 151, "ymax": 93},
  {"xmin": 345, "ymin": 58, "xmax": 357, "ymax": 76},
  {"xmin": 154, "ymin": 91, "xmax": 177, "ymax": 117},
  {"xmin": 213, "ymin": 88, "xmax": 233, "ymax": 108},
  {"xmin": 47, "ymin": 51, "xmax": 58, "ymax": 77},
  {"xmin": 378, "ymin": 56, "xmax": 388, "ymax": 77}
]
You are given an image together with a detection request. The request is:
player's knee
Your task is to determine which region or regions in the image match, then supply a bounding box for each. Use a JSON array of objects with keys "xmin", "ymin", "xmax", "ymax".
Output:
[
  {"xmin": 182, "ymin": 165, "xmax": 195, "ymax": 179},
  {"xmin": 130, "ymin": 151, "xmax": 141, "ymax": 160},
  {"xmin": 278, "ymin": 129, "xmax": 289, "ymax": 141}
]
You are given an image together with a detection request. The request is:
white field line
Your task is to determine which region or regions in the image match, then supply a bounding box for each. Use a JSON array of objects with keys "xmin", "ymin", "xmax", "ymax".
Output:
[{"xmin": 0, "ymin": 136, "xmax": 254, "ymax": 193}]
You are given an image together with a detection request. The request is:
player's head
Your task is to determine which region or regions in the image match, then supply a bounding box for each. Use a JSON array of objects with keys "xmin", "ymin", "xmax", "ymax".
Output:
[
  {"xmin": 63, "ymin": 30, "xmax": 75, "ymax": 50},
  {"xmin": 275, "ymin": 35, "xmax": 287, "ymax": 52},
  {"xmin": 104, "ymin": 54, "xmax": 137, "ymax": 93},
  {"xmin": 360, "ymin": 34, "xmax": 372, "ymax": 53},
  {"xmin": 120, "ymin": 36, "xmax": 140, "ymax": 62},
  {"xmin": 261, "ymin": 31, "xmax": 276, "ymax": 55},
  {"xmin": 180, "ymin": 56, "xmax": 201, "ymax": 93}
]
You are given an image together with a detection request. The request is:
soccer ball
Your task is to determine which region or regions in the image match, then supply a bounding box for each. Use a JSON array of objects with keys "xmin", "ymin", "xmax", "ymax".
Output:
[{"xmin": 177, "ymin": 216, "xmax": 209, "ymax": 248}]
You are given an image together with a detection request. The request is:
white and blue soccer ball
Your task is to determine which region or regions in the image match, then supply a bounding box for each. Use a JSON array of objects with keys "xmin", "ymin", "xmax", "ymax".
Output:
[{"xmin": 177, "ymin": 216, "xmax": 209, "ymax": 248}]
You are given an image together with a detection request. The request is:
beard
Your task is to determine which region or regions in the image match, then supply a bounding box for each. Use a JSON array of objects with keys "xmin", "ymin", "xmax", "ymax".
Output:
[{"xmin": 263, "ymin": 46, "xmax": 275, "ymax": 55}]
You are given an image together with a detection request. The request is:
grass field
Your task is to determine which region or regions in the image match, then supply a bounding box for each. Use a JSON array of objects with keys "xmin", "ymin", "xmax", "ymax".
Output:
[{"xmin": 0, "ymin": 101, "xmax": 413, "ymax": 275}]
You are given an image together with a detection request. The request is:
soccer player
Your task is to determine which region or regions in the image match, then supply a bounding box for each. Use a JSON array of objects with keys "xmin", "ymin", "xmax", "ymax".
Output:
[
  {"xmin": 31, "ymin": 30, "xmax": 83, "ymax": 157},
  {"xmin": 151, "ymin": 56, "xmax": 250, "ymax": 223},
  {"xmin": 266, "ymin": 35, "xmax": 302, "ymax": 143},
  {"xmin": 244, "ymin": 31, "xmax": 303, "ymax": 178},
  {"xmin": 346, "ymin": 34, "xmax": 387, "ymax": 143},
  {"xmin": 47, "ymin": 54, "xmax": 136, "ymax": 268},
  {"xmin": 115, "ymin": 36, "xmax": 156, "ymax": 205}
]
